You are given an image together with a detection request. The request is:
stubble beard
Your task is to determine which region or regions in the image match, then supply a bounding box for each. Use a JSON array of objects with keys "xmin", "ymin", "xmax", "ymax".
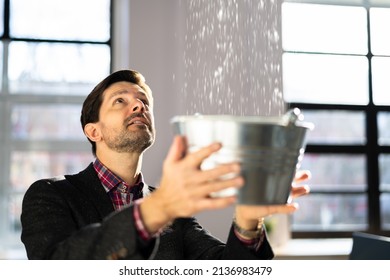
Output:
[{"xmin": 105, "ymin": 126, "xmax": 155, "ymax": 154}]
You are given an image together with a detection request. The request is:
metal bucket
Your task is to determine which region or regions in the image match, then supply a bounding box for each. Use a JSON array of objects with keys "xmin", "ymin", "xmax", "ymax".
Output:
[{"xmin": 171, "ymin": 108, "xmax": 314, "ymax": 205}]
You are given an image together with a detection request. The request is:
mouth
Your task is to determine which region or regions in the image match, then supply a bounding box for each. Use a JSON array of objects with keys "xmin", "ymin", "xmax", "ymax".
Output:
[{"xmin": 127, "ymin": 117, "xmax": 150, "ymax": 127}]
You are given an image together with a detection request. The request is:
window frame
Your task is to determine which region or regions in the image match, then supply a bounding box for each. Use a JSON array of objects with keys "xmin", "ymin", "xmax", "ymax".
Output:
[
  {"xmin": 283, "ymin": 0, "xmax": 390, "ymax": 238},
  {"xmin": 0, "ymin": 0, "xmax": 112, "ymax": 248}
]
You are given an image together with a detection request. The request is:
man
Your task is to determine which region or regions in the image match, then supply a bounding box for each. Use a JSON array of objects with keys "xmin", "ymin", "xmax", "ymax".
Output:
[{"xmin": 20, "ymin": 69, "xmax": 310, "ymax": 259}]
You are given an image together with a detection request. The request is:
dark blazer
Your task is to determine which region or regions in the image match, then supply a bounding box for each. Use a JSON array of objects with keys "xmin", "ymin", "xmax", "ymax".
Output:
[{"xmin": 20, "ymin": 163, "xmax": 274, "ymax": 260}]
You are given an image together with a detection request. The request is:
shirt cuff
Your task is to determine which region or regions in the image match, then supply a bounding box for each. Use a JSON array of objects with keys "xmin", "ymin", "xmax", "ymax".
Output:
[
  {"xmin": 133, "ymin": 199, "xmax": 163, "ymax": 242},
  {"xmin": 234, "ymin": 225, "xmax": 266, "ymax": 251}
]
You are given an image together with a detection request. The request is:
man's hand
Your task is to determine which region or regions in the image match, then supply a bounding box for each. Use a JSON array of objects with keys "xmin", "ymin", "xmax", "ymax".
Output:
[
  {"xmin": 140, "ymin": 136, "xmax": 244, "ymax": 234},
  {"xmin": 234, "ymin": 170, "xmax": 311, "ymax": 231}
]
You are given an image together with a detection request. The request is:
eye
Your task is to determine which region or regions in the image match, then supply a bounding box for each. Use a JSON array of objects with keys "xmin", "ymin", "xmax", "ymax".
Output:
[
  {"xmin": 141, "ymin": 99, "xmax": 149, "ymax": 106},
  {"xmin": 114, "ymin": 97, "xmax": 125, "ymax": 104}
]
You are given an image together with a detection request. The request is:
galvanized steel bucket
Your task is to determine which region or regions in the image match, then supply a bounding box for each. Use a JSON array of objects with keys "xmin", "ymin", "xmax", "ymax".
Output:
[{"xmin": 171, "ymin": 108, "xmax": 314, "ymax": 205}]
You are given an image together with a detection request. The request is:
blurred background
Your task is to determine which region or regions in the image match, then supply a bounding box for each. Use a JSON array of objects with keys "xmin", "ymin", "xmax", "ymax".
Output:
[{"xmin": 1, "ymin": 0, "xmax": 390, "ymax": 259}]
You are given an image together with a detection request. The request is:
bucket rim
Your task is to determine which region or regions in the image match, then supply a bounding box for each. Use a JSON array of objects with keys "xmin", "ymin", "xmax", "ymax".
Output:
[{"xmin": 171, "ymin": 114, "xmax": 314, "ymax": 130}]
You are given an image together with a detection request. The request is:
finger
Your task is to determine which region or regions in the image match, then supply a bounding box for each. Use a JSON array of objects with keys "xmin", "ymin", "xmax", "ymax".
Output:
[
  {"xmin": 184, "ymin": 142, "xmax": 222, "ymax": 166},
  {"xmin": 236, "ymin": 203, "xmax": 299, "ymax": 219},
  {"xmin": 294, "ymin": 170, "xmax": 311, "ymax": 183},
  {"xmin": 188, "ymin": 163, "xmax": 243, "ymax": 197},
  {"xmin": 266, "ymin": 203, "xmax": 299, "ymax": 216},
  {"xmin": 187, "ymin": 167, "xmax": 243, "ymax": 198},
  {"xmin": 194, "ymin": 162, "xmax": 241, "ymax": 183},
  {"xmin": 201, "ymin": 176, "xmax": 244, "ymax": 198},
  {"xmin": 291, "ymin": 185, "xmax": 310, "ymax": 198},
  {"xmin": 165, "ymin": 136, "xmax": 187, "ymax": 163}
]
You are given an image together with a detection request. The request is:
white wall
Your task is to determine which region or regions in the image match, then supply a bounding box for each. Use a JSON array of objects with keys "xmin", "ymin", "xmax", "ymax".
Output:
[
  {"xmin": 113, "ymin": 0, "xmax": 283, "ymax": 242},
  {"xmin": 113, "ymin": 0, "xmax": 183, "ymax": 188}
]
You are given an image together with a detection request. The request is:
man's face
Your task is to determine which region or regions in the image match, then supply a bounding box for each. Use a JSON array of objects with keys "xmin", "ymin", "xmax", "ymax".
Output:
[{"xmin": 96, "ymin": 81, "xmax": 155, "ymax": 154}]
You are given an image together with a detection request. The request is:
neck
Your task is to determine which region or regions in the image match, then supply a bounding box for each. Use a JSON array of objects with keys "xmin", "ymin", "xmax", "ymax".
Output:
[{"xmin": 96, "ymin": 149, "xmax": 143, "ymax": 186}]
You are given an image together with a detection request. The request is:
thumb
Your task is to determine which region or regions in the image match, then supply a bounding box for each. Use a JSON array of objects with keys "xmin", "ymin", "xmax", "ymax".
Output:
[{"xmin": 165, "ymin": 135, "xmax": 187, "ymax": 163}]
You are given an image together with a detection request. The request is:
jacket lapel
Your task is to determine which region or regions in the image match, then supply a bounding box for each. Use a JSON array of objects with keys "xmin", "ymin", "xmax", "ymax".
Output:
[{"xmin": 65, "ymin": 163, "xmax": 114, "ymax": 220}]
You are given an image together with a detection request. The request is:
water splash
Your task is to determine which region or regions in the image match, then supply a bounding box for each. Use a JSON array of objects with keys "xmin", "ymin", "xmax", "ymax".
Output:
[{"xmin": 181, "ymin": 0, "xmax": 285, "ymax": 117}]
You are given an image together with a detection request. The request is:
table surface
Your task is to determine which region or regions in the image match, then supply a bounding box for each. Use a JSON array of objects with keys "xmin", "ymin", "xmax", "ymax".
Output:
[{"xmin": 273, "ymin": 238, "xmax": 353, "ymax": 260}]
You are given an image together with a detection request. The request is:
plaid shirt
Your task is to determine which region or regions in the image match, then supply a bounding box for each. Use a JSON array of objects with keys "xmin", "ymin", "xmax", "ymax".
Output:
[{"xmin": 93, "ymin": 158, "xmax": 151, "ymax": 240}]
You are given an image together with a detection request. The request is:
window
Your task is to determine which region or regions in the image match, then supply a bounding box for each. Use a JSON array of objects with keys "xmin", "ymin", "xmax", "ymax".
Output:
[
  {"xmin": 282, "ymin": 0, "xmax": 390, "ymax": 238},
  {"xmin": 0, "ymin": 0, "xmax": 111, "ymax": 254}
]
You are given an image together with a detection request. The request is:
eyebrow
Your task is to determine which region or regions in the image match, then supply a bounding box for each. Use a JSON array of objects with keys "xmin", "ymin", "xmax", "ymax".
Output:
[{"xmin": 106, "ymin": 89, "xmax": 148, "ymax": 101}]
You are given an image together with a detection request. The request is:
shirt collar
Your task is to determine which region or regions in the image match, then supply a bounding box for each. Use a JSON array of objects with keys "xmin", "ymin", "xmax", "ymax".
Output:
[{"xmin": 93, "ymin": 158, "xmax": 144, "ymax": 193}]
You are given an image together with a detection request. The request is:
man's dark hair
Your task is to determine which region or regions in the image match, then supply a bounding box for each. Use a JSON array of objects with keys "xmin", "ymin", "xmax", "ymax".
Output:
[{"xmin": 80, "ymin": 69, "xmax": 151, "ymax": 156}]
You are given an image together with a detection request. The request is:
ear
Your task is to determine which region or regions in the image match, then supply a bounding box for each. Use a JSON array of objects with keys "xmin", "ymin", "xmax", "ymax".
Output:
[{"xmin": 84, "ymin": 123, "xmax": 102, "ymax": 143}]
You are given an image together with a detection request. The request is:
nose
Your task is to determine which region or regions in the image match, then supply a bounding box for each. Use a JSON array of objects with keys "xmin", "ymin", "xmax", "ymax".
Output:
[{"xmin": 131, "ymin": 99, "xmax": 146, "ymax": 113}]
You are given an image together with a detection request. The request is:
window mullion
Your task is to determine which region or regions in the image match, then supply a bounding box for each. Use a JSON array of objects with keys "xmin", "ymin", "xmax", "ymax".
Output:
[
  {"xmin": 366, "ymin": 108, "xmax": 381, "ymax": 232},
  {"xmin": 365, "ymin": 7, "xmax": 381, "ymax": 232},
  {"xmin": 0, "ymin": 0, "xmax": 10, "ymax": 241},
  {"xmin": 3, "ymin": 0, "xmax": 9, "ymax": 39}
]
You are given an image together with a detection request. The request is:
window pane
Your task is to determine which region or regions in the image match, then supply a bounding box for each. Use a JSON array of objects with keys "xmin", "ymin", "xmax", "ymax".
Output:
[
  {"xmin": 379, "ymin": 154, "xmax": 390, "ymax": 191},
  {"xmin": 292, "ymin": 194, "xmax": 367, "ymax": 231},
  {"xmin": 8, "ymin": 194, "xmax": 24, "ymax": 233},
  {"xmin": 0, "ymin": 1, "xmax": 3, "ymax": 36},
  {"xmin": 8, "ymin": 41, "xmax": 110, "ymax": 95},
  {"xmin": 381, "ymin": 194, "xmax": 390, "ymax": 230},
  {"xmin": 303, "ymin": 110, "xmax": 365, "ymax": 145},
  {"xmin": 372, "ymin": 57, "xmax": 390, "ymax": 105},
  {"xmin": 377, "ymin": 112, "xmax": 390, "ymax": 145},
  {"xmin": 0, "ymin": 43, "xmax": 2, "ymax": 88},
  {"xmin": 370, "ymin": 8, "xmax": 390, "ymax": 55},
  {"xmin": 282, "ymin": 3, "xmax": 367, "ymax": 55},
  {"xmin": 300, "ymin": 154, "xmax": 366, "ymax": 192},
  {"xmin": 10, "ymin": 152, "xmax": 93, "ymax": 191},
  {"xmin": 10, "ymin": 0, "xmax": 110, "ymax": 41},
  {"xmin": 11, "ymin": 105, "xmax": 85, "ymax": 140},
  {"xmin": 283, "ymin": 53, "xmax": 369, "ymax": 105},
  {"xmin": 369, "ymin": 0, "xmax": 390, "ymax": 7}
]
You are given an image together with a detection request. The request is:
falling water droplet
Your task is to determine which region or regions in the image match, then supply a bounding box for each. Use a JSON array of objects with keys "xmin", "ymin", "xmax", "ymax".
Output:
[{"xmin": 182, "ymin": 0, "xmax": 285, "ymax": 117}]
